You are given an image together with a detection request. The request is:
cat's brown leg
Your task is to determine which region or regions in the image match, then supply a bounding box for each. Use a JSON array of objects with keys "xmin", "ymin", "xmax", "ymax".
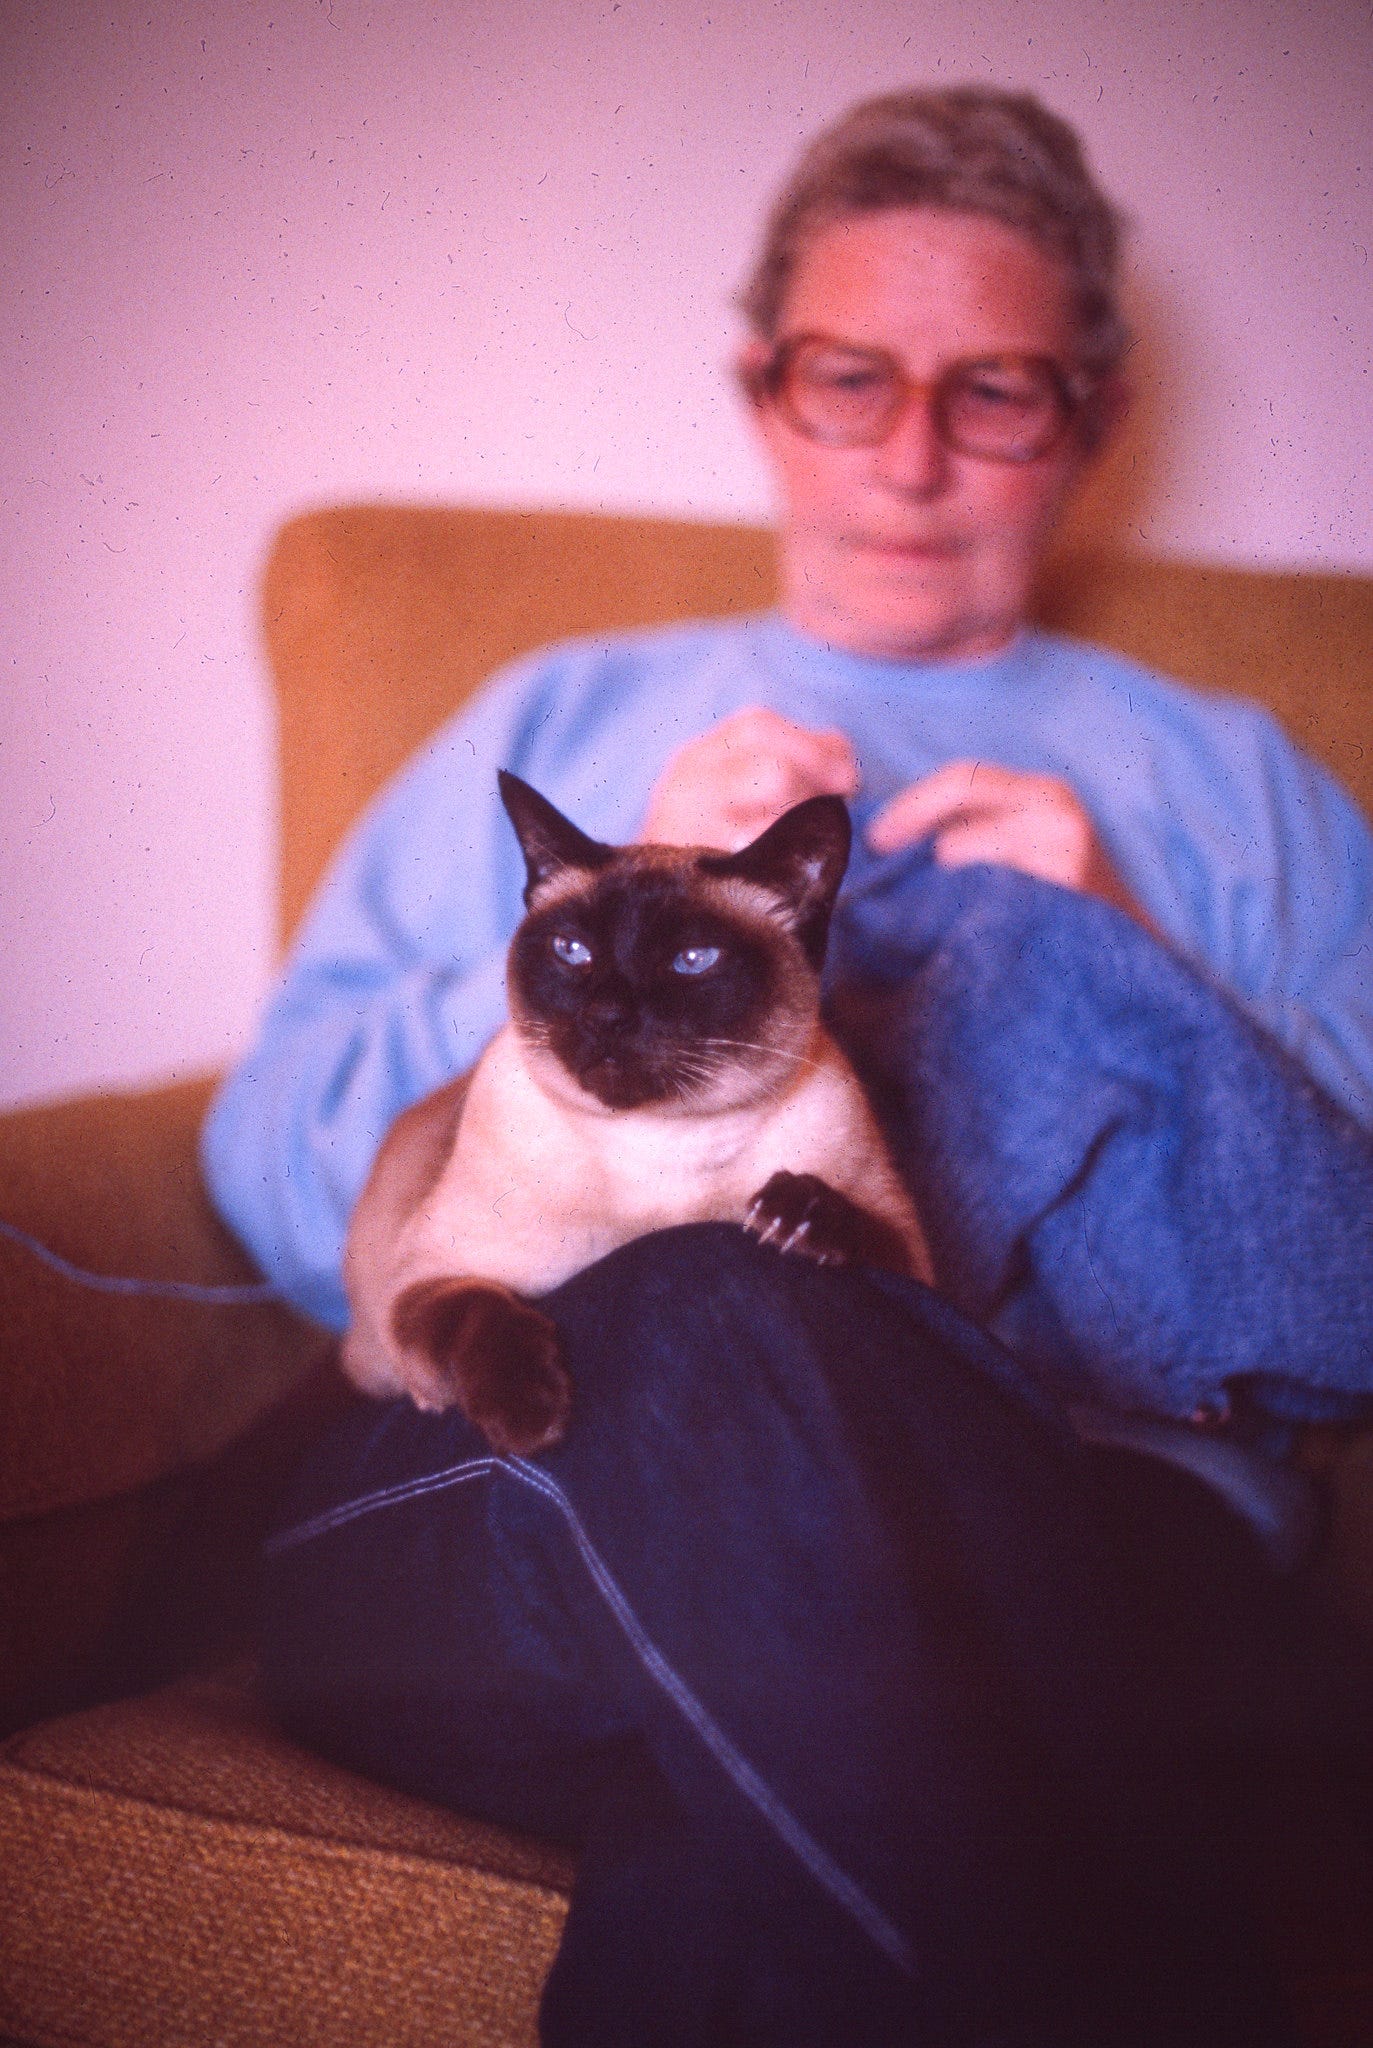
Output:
[
  {"xmin": 744, "ymin": 1170, "xmax": 914, "ymax": 1277},
  {"xmin": 391, "ymin": 1278, "xmax": 572, "ymax": 1454}
]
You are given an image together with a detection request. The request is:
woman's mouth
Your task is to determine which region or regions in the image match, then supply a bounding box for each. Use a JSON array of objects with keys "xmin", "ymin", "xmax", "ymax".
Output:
[{"xmin": 857, "ymin": 533, "xmax": 961, "ymax": 560}]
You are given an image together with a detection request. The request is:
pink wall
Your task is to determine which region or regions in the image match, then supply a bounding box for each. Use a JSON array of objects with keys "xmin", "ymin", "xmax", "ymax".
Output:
[{"xmin": 3, "ymin": 0, "xmax": 1370, "ymax": 1109}]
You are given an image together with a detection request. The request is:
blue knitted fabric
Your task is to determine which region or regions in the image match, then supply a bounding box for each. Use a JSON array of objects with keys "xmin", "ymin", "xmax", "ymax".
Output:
[{"xmin": 827, "ymin": 842, "xmax": 1373, "ymax": 1425}]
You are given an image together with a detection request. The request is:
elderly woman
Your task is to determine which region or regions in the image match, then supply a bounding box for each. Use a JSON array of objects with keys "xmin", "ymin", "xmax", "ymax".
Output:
[{"xmin": 212, "ymin": 91, "xmax": 1371, "ymax": 2048}]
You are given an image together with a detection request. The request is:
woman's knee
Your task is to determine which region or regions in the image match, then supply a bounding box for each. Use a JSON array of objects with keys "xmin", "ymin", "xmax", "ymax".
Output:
[{"xmin": 542, "ymin": 1222, "xmax": 877, "ymax": 1422}]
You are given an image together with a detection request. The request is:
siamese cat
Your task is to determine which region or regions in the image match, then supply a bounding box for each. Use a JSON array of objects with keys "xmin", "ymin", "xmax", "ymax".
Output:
[{"xmin": 341, "ymin": 772, "xmax": 931, "ymax": 1453}]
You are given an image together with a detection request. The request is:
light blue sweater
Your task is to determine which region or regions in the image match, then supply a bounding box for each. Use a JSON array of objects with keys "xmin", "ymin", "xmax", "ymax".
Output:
[{"xmin": 203, "ymin": 615, "xmax": 1373, "ymax": 1328}]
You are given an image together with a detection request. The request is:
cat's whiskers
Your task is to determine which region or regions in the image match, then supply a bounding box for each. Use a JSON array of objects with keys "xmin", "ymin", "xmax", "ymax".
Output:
[
  {"xmin": 699, "ymin": 1036, "xmax": 823, "ymax": 1074},
  {"xmin": 666, "ymin": 1056, "xmax": 731, "ymax": 1095}
]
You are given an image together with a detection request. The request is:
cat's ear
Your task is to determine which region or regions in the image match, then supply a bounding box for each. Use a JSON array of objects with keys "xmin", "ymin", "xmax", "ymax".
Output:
[
  {"xmin": 704, "ymin": 795, "xmax": 851, "ymax": 970},
  {"xmin": 499, "ymin": 772, "xmax": 615, "ymax": 904}
]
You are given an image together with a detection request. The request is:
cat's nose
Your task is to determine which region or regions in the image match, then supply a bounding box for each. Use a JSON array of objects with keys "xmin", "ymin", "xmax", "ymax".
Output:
[{"xmin": 585, "ymin": 992, "xmax": 630, "ymax": 1029}]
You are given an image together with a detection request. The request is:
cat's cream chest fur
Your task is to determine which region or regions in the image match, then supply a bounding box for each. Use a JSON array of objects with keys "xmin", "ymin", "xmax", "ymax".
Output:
[{"xmin": 351, "ymin": 1014, "xmax": 924, "ymax": 1318}]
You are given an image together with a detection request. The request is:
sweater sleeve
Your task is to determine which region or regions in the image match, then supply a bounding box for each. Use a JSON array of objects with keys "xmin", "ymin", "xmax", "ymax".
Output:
[
  {"xmin": 1232, "ymin": 712, "xmax": 1373, "ymax": 1130},
  {"xmin": 1121, "ymin": 678, "xmax": 1373, "ymax": 1131},
  {"xmin": 1048, "ymin": 644, "xmax": 1373, "ymax": 1133}
]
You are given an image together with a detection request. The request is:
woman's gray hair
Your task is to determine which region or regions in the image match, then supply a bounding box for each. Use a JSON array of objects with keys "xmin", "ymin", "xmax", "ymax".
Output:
[{"xmin": 740, "ymin": 87, "xmax": 1130, "ymax": 376}]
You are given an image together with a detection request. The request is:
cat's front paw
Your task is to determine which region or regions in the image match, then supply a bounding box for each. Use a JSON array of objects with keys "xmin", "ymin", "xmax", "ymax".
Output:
[
  {"xmin": 391, "ymin": 1278, "xmax": 571, "ymax": 1454},
  {"xmin": 744, "ymin": 1170, "xmax": 909, "ymax": 1272}
]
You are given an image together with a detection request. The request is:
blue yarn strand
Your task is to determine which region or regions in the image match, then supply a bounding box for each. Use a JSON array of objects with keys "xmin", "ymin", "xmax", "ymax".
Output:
[{"xmin": 0, "ymin": 1215, "xmax": 281, "ymax": 1304}]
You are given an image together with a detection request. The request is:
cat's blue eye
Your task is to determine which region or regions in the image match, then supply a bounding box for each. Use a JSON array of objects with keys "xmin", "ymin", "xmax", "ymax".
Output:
[
  {"xmin": 671, "ymin": 945, "xmax": 721, "ymax": 976},
  {"xmin": 552, "ymin": 933, "xmax": 593, "ymax": 969}
]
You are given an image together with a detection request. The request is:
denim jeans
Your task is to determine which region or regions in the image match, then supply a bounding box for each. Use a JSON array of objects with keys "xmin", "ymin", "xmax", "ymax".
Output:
[{"xmin": 260, "ymin": 1225, "xmax": 1327, "ymax": 2046}]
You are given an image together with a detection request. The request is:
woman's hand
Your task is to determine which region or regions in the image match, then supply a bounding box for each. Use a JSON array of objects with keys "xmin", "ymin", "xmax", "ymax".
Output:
[
  {"xmin": 640, "ymin": 707, "xmax": 859, "ymax": 850},
  {"xmin": 867, "ymin": 760, "xmax": 1157, "ymax": 932}
]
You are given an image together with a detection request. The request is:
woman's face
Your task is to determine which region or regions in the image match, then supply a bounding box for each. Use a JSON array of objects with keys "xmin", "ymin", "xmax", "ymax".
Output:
[{"xmin": 746, "ymin": 208, "xmax": 1099, "ymax": 663}]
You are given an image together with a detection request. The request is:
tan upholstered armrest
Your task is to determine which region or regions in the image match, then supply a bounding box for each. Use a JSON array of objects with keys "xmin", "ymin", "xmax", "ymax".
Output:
[{"xmin": 0, "ymin": 1076, "xmax": 325, "ymax": 1527}]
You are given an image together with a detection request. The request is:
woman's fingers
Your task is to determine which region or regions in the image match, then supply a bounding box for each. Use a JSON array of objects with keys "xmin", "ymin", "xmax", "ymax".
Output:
[
  {"xmin": 867, "ymin": 761, "xmax": 1156, "ymax": 930},
  {"xmin": 641, "ymin": 708, "xmax": 859, "ymax": 849},
  {"xmin": 865, "ymin": 760, "xmax": 1020, "ymax": 854},
  {"xmin": 868, "ymin": 761, "xmax": 1094, "ymax": 880}
]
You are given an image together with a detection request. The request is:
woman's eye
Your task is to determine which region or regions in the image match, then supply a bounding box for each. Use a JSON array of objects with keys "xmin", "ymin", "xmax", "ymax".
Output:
[
  {"xmin": 824, "ymin": 367, "xmax": 882, "ymax": 395},
  {"xmin": 551, "ymin": 934, "xmax": 593, "ymax": 968},
  {"xmin": 672, "ymin": 945, "xmax": 721, "ymax": 976},
  {"xmin": 967, "ymin": 380, "xmax": 1029, "ymax": 409},
  {"xmin": 955, "ymin": 361, "xmax": 1046, "ymax": 410},
  {"xmin": 804, "ymin": 358, "xmax": 889, "ymax": 400}
]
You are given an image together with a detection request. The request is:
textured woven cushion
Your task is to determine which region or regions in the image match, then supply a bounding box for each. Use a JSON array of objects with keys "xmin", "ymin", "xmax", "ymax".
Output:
[
  {"xmin": 0, "ymin": 1667, "xmax": 573, "ymax": 2048},
  {"xmin": 5, "ymin": 1680, "xmax": 1373, "ymax": 2048}
]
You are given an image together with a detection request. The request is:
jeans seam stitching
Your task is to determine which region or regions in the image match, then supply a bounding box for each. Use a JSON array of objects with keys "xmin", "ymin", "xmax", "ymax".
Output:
[
  {"xmin": 262, "ymin": 1455, "xmax": 497, "ymax": 1555},
  {"xmin": 504, "ymin": 1454, "xmax": 915, "ymax": 1975},
  {"xmin": 262, "ymin": 1445, "xmax": 914, "ymax": 1975}
]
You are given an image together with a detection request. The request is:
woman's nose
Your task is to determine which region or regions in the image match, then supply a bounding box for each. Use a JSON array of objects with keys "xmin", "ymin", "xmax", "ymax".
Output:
[{"xmin": 872, "ymin": 387, "xmax": 951, "ymax": 499}]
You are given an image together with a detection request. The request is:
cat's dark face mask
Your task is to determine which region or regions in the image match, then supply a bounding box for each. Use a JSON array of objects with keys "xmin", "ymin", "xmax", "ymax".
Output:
[
  {"xmin": 511, "ymin": 870, "xmax": 782, "ymax": 1108},
  {"xmin": 497, "ymin": 774, "xmax": 852, "ymax": 1112}
]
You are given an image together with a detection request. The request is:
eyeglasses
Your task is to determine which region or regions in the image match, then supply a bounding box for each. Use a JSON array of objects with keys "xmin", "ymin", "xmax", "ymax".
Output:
[{"xmin": 748, "ymin": 333, "xmax": 1091, "ymax": 463}]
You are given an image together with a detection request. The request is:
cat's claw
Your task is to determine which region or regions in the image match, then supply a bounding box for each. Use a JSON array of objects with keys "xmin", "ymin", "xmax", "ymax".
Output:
[
  {"xmin": 745, "ymin": 1170, "xmax": 913, "ymax": 1273},
  {"xmin": 745, "ymin": 1171, "xmax": 856, "ymax": 1265},
  {"xmin": 743, "ymin": 1201, "xmax": 825, "ymax": 1258}
]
